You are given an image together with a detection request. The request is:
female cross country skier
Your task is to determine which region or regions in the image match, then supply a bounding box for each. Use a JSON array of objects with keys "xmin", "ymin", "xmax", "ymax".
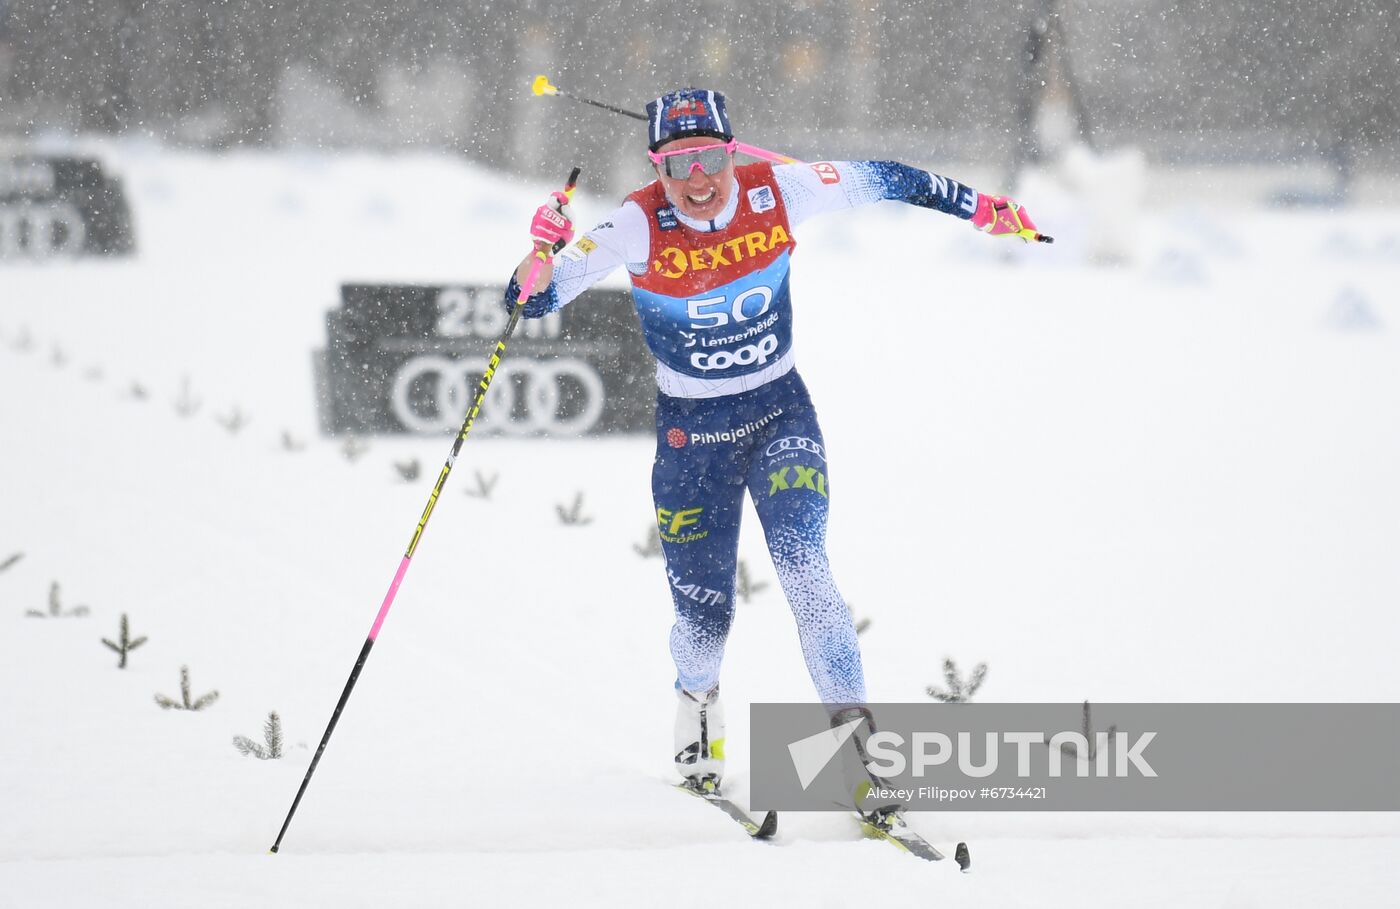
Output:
[{"xmin": 507, "ymin": 88, "xmax": 1044, "ymax": 801}]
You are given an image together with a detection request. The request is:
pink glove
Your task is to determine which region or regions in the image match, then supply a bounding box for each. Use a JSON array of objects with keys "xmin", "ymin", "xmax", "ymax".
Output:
[
  {"xmin": 971, "ymin": 193, "xmax": 1048, "ymax": 242},
  {"xmin": 529, "ymin": 190, "xmax": 575, "ymax": 249}
]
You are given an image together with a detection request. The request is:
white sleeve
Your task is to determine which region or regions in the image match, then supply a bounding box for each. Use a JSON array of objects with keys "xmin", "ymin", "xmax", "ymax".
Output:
[
  {"xmin": 774, "ymin": 160, "xmax": 979, "ymax": 226},
  {"xmin": 547, "ymin": 199, "xmax": 651, "ymax": 308},
  {"xmin": 773, "ymin": 162, "xmax": 887, "ymax": 227}
]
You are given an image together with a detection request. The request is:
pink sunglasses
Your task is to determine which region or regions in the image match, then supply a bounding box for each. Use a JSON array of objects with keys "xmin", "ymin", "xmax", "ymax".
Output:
[{"xmin": 647, "ymin": 140, "xmax": 739, "ymax": 179}]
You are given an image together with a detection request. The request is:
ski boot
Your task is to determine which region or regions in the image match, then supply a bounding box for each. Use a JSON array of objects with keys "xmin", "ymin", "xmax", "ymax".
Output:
[
  {"xmin": 674, "ymin": 684, "xmax": 725, "ymax": 792},
  {"xmin": 830, "ymin": 705, "xmax": 906, "ymax": 823},
  {"xmin": 832, "ymin": 705, "xmax": 967, "ymax": 867}
]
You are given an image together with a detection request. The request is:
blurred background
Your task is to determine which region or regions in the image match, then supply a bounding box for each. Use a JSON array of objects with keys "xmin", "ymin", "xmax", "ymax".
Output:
[
  {"xmin": 3, "ymin": 9, "xmax": 1400, "ymax": 901},
  {"xmin": 2, "ymin": 0, "xmax": 1396, "ymax": 199}
]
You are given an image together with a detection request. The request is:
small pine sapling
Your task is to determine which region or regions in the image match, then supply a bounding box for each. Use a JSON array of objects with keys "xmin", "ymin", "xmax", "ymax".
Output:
[
  {"xmin": 463, "ymin": 469, "xmax": 499, "ymax": 499},
  {"xmin": 155, "ymin": 665, "xmax": 220, "ymax": 711},
  {"xmin": 101, "ymin": 613, "xmax": 148, "ymax": 667},
  {"xmin": 632, "ymin": 525, "xmax": 662, "ymax": 558},
  {"xmin": 234, "ymin": 711, "xmax": 285, "ymax": 759},
  {"xmin": 394, "ymin": 459, "xmax": 421, "ymax": 482},
  {"xmin": 556, "ymin": 491, "xmax": 593, "ymax": 526},
  {"xmin": 128, "ymin": 380, "xmax": 149, "ymax": 400},
  {"xmin": 50, "ymin": 344, "xmax": 67, "ymax": 367},
  {"xmin": 340, "ymin": 436, "xmax": 369, "ymax": 462},
  {"xmin": 27, "ymin": 581, "xmax": 89, "ymax": 618},
  {"xmin": 735, "ymin": 560, "xmax": 769, "ymax": 602},
  {"xmin": 847, "ymin": 602, "xmax": 871, "ymax": 635},
  {"xmin": 280, "ymin": 430, "xmax": 305, "ymax": 452},
  {"xmin": 1047, "ymin": 700, "xmax": 1118, "ymax": 762},
  {"xmin": 174, "ymin": 375, "xmax": 201, "ymax": 417},
  {"xmin": 927, "ymin": 657, "xmax": 988, "ymax": 703},
  {"xmin": 215, "ymin": 406, "xmax": 248, "ymax": 434}
]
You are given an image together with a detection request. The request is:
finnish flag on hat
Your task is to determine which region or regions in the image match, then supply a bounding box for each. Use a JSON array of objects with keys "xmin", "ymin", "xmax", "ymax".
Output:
[{"xmin": 646, "ymin": 88, "xmax": 733, "ymax": 150}]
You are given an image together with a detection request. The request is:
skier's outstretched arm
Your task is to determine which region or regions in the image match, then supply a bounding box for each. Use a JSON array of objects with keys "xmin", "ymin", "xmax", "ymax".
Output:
[
  {"xmin": 504, "ymin": 197, "xmax": 650, "ymax": 317},
  {"xmin": 774, "ymin": 160, "xmax": 1046, "ymax": 241}
]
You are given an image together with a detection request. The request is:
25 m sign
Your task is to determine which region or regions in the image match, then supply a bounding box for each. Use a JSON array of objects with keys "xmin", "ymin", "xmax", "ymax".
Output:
[{"xmin": 314, "ymin": 284, "xmax": 656, "ymax": 438}]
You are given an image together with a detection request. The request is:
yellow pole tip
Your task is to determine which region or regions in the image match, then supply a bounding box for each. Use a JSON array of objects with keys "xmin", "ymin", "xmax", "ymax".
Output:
[{"xmin": 531, "ymin": 75, "xmax": 556, "ymax": 97}]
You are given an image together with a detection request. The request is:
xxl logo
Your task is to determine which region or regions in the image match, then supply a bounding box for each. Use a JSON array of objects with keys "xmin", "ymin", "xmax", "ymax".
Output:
[
  {"xmin": 690, "ymin": 334, "xmax": 779, "ymax": 372},
  {"xmin": 389, "ymin": 354, "xmax": 605, "ymax": 435},
  {"xmin": 768, "ymin": 464, "xmax": 828, "ymax": 497},
  {"xmin": 652, "ymin": 225, "xmax": 791, "ymax": 279},
  {"xmin": 0, "ymin": 202, "xmax": 86, "ymax": 260}
]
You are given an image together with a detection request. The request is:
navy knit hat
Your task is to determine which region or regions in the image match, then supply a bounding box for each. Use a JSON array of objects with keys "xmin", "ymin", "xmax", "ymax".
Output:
[{"xmin": 645, "ymin": 88, "xmax": 733, "ymax": 151}]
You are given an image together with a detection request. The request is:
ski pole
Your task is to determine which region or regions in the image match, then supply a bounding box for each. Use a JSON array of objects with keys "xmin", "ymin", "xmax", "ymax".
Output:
[
  {"xmin": 532, "ymin": 77, "xmax": 1053, "ymax": 244},
  {"xmin": 532, "ymin": 74, "xmax": 645, "ymax": 122},
  {"xmin": 269, "ymin": 165, "xmax": 583, "ymax": 855},
  {"xmin": 531, "ymin": 75, "xmax": 803, "ymax": 165}
]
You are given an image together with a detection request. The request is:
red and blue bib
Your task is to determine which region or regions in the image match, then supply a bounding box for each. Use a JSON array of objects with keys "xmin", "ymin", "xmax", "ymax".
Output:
[{"xmin": 626, "ymin": 162, "xmax": 797, "ymax": 388}]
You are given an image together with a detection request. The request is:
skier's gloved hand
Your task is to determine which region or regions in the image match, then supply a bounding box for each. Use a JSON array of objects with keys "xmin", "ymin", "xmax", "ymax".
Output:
[
  {"xmin": 970, "ymin": 193, "xmax": 1046, "ymax": 242},
  {"xmin": 528, "ymin": 190, "xmax": 575, "ymax": 251}
]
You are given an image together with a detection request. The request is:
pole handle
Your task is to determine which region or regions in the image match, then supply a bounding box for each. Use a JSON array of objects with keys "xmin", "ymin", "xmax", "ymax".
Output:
[{"xmin": 547, "ymin": 167, "xmax": 583, "ymax": 255}]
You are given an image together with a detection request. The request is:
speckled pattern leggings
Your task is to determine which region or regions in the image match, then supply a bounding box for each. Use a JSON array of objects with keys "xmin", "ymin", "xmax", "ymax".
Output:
[{"xmin": 651, "ymin": 369, "xmax": 866, "ymax": 705}]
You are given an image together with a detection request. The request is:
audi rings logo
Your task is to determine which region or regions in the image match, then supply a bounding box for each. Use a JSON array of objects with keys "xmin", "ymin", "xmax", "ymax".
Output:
[
  {"xmin": 390, "ymin": 355, "xmax": 606, "ymax": 435},
  {"xmin": 690, "ymin": 333, "xmax": 779, "ymax": 372},
  {"xmin": 0, "ymin": 202, "xmax": 86, "ymax": 260},
  {"xmin": 766, "ymin": 436, "xmax": 826, "ymax": 461}
]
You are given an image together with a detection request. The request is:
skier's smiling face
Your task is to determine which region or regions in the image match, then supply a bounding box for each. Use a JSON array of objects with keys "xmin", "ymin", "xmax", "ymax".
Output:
[{"xmin": 653, "ymin": 136, "xmax": 736, "ymax": 221}]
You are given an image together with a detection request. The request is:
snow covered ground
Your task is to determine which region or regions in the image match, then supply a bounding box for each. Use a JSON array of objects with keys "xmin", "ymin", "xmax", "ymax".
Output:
[{"xmin": 2, "ymin": 144, "xmax": 1399, "ymax": 907}]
